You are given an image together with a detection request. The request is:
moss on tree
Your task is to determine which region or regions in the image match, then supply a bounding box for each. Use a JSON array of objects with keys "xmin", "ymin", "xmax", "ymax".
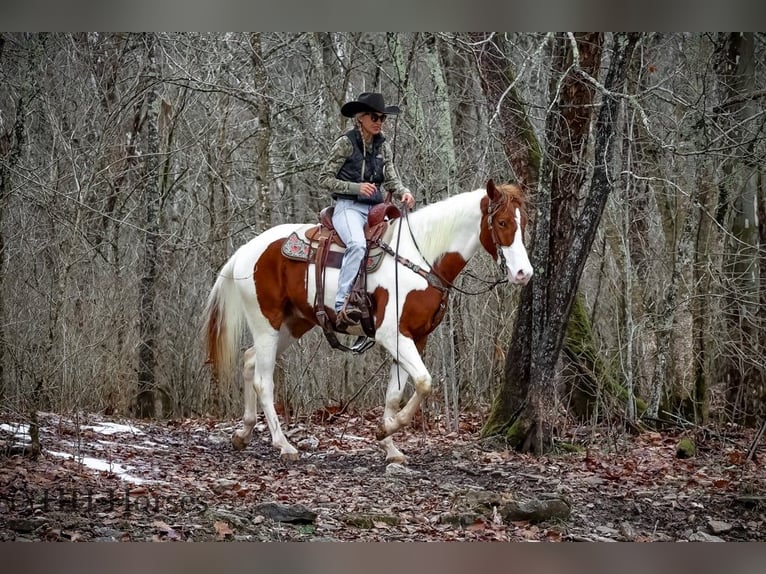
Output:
[{"xmin": 564, "ymin": 293, "xmax": 645, "ymax": 420}]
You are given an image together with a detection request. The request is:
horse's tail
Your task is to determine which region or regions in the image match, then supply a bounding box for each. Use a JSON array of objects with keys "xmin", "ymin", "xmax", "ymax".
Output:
[{"xmin": 203, "ymin": 255, "xmax": 244, "ymax": 384}]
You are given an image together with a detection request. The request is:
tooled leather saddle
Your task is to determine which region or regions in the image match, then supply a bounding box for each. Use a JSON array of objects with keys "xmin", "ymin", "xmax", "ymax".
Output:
[{"xmin": 281, "ymin": 202, "xmax": 401, "ymax": 353}]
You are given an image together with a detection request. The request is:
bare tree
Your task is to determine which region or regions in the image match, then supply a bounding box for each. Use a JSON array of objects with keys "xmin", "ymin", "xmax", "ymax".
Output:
[
  {"xmin": 135, "ymin": 33, "xmax": 162, "ymax": 418},
  {"xmin": 3, "ymin": 32, "xmax": 766, "ymax": 439},
  {"xmin": 481, "ymin": 33, "xmax": 640, "ymax": 453},
  {"xmin": 0, "ymin": 34, "xmax": 24, "ymax": 405},
  {"xmin": 715, "ymin": 32, "xmax": 766, "ymax": 424},
  {"xmin": 249, "ymin": 33, "xmax": 273, "ymax": 231}
]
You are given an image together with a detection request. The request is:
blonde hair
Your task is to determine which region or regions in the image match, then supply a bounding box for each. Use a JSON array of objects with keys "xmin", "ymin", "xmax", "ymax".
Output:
[{"xmin": 354, "ymin": 111, "xmax": 376, "ymax": 144}]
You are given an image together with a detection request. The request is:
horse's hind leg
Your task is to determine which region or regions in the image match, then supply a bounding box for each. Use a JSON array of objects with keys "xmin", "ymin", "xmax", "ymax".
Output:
[
  {"xmin": 232, "ymin": 347, "xmax": 258, "ymax": 450},
  {"xmin": 232, "ymin": 329, "xmax": 299, "ymax": 460},
  {"xmin": 379, "ymin": 362, "xmax": 409, "ymax": 464},
  {"xmin": 254, "ymin": 331, "xmax": 299, "ymax": 460}
]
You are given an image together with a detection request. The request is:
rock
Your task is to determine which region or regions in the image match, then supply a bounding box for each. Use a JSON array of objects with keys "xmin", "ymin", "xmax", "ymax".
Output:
[
  {"xmin": 707, "ymin": 519, "xmax": 733, "ymax": 534},
  {"xmin": 253, "ymin": 502, "xmax": 316, "ymax": 524},
  {"xmin": 736, "ymin": 495, "xmax": 766, "ymax": 508},
  {"xmin": 583, "ymin": 476, "xmax": 606, "ymax": 487},
  {"xmin": 689, "ymin": 531, "xmax": 725, "ymax": 542},
  {"xmin": 652, "ymin": 532, "xmax": 674, "ymax": 542},
  {"xmin": 93, "ymin": 527, "xmax": 123, "ymax": 540},
  {"xmin": 212, "ymin": 508, "xmax": 253, "ymax": 530},
  {"xmin": 462, "ymin": 489, "xmax": 504, "ymax": 510},
  {"xmin": 341, "ymin": 513, "xmax": 400, "ymax": 529},
  {"xmin": 596, "ymin": 525, "xmax": 620, "ymax": 537},
  {"xmin": 297, "ymin": 436, "xmax": 319, "ymax": 451},
  {"xmin": 309, "ymin": 536, "xmax": 342, "ymax": 542},
  {"xmin": 501, "ymin": 496, "xmax": 571, "ymax": 524},
  {"xmin": 6, "ymin": 517, "xmax": 45, "ymax": 533},
  {"xmin": 619, "ymin": 521, "xmax": 637, "ymax": 541}
]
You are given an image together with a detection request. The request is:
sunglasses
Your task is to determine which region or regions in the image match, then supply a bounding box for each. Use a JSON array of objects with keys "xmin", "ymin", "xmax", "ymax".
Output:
[{"xmin": 367, "ymin": 112, "xmax": 387, "ymax": 123}]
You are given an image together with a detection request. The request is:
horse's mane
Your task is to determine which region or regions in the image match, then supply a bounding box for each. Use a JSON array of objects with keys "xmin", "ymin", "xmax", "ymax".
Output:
[
  {"xmin": 403, "ymin": 188, "xmax": 487, "ymax": 262},
  {"xmin": 402, "ymin": 183, "xmax": 527, "ymax": 263}
]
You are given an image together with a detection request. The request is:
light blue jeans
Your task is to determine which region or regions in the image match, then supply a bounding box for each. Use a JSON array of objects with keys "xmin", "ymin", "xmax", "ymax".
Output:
[{"xmin": 332, "ymin": 199, "xmax": 371, "ymax": 312}]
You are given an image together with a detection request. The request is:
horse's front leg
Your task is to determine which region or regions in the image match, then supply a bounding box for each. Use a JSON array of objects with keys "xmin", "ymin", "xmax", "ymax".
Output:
[
  {"xmin": 375, "ymin": 336, "xmax": 432, "ymax": 443},
  {"xmin": 378, "ymin": 362, "xmax": 410, "ymax": 464}
]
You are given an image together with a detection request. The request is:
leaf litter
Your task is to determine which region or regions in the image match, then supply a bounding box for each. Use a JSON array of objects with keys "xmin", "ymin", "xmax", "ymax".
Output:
[{"xmin": 1, "ymin": 410, "xmax": 765, "ymax": 541}]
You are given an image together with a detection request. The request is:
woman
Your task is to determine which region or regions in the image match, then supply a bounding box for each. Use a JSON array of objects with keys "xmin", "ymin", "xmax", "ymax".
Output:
[{"xmin": 319, "ymin": 92, "xmax": 416, "ymax": 329}]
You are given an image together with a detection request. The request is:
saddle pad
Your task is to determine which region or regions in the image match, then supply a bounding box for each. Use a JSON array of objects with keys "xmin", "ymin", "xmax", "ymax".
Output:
[{"xmin": 281, "ymin": 232, "xmax": 384, "ymax": 272}]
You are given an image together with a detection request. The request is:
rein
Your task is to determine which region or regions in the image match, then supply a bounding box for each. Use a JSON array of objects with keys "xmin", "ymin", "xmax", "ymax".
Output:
[{"xmin": 377, "ymin": 205, "xmax": 508, "ymax": 297}]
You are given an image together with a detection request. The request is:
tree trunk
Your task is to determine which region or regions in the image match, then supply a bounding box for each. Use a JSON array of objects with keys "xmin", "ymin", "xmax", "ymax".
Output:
[
  {"xmin": 250, "ymin": 33, "xmax": 273, "ymax": 231},
  {"xmin": 646, "ymin": 191, "xmax": 696, "ymax": 420},
  {"xmin": 0, "ymin": 91, "xmax": 25, "ymax": 405},
  {"xmin": 424, "ymin": 33, "xmax": 457, "ymax": 182},
  {"xmin": 470, "ymin": 32, "xmax": 540, "ymax": 194},
  {"xmin": 716, "ymin": 33, "xmax": 764, "ymax": 424},
  {"xmin": 483, "ymin": 33, "xmax": 639, "ymax": 453},
  {"xmin": 135, "ymin": 33, "xmax": 161, "ymax": 418},
  {"xmin": 545, "ymin": 33, "xmax": 605, "ymax": 420},
  {"xmin": 388, "ymin": 33, "xmax": 428, "ymax": 200},
  {"xmin": 564, "ymin": 293, "xmax": 632, "ymax": 421},
  {"xmin": 692, "ymin": 172, "xmax": 716, "ymax": 423}
]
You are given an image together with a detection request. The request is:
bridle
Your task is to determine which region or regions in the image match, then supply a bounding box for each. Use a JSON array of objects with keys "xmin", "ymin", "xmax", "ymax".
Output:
[
  {"xmin": 380, "ymin": 198, "xmax": 513, "ymax": 296},
  {"xmin": 485, "ymin": 197, "xmax": 510, "ymax": 275}
]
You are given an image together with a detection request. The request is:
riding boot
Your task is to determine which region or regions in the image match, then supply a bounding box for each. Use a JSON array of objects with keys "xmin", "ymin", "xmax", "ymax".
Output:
[
  {"xmin": 336, "ymin": 297, "xmax": 363, "ymax": 330},
  {"xmin": 335, "ymin": 252, "xmax": 366, "ymax": 329}
]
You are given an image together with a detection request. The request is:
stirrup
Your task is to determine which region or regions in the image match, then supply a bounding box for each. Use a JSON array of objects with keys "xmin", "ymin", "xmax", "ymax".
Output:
[
  {"xmin": 336, "ymin": 305, "xmax": 363, "ymax": 329},
  {"xmin": 349, "ymin": 336, "xmax": 376, "ymax": 354}
]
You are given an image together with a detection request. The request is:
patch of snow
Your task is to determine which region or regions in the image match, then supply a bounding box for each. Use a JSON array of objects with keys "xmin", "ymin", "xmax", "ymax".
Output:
[
  {"xmin": 339, "ymin": 434, "xmax": 368, "ymax": 441},
  {"xmin": 46, "ymin": 450, "xmax": 150, "ymax": 484},
  {"xmin": 0, "ymin": 423, "xmax": 31, "ymax": 441},
  {"xmin": 81, "ymin": 422, "xmax": 144, "ymax": 435}
]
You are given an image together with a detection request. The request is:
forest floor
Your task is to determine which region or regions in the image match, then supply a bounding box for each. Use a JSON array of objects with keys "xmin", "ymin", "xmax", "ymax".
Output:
[{"xmin": 1, "ymin": 409, "xmax": 765, "ymax": 542}]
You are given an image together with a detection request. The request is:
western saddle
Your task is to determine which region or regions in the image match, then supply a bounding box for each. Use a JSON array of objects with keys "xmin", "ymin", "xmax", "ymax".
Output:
[{"xmin": 310, "ymin": 202, "xmax": 401, "ymax": 354}]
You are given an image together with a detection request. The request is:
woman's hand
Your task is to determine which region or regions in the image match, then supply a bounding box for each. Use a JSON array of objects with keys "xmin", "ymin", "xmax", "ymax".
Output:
[
  {"xmin": 401, "ymin": 192, "xmax": 415, "ymax": 209},
  {"xmin": 359, "ymin": 183, "xmax": 377, "ymax": 198}
]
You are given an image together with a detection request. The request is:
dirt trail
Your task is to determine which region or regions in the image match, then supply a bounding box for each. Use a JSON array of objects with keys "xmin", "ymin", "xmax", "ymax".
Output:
[{"xmin": 1, "ymin": 411, "xmax": 764, "ymax": 541}]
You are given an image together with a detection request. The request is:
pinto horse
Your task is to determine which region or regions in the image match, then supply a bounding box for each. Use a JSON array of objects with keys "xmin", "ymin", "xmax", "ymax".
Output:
[{"xmin": 203, "ymin": 179, "xmax": 533, "ymax": 463}]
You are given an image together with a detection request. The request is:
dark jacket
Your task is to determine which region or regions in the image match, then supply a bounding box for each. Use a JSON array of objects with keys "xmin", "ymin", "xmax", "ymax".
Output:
[{"xmin": 318, "ymin": 128, "xmax": 411, "ymax": 205}]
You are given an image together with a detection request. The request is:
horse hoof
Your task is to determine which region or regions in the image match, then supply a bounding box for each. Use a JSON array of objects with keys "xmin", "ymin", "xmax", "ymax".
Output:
[
  {"xmin": 280, "ymin": 451, "xmax": 300, "ymax": 462},
  {"xmin": 386, "ymin": 454, "xmax": 407, "ymax": 465},
  {"xmin": 231, "ymin": 433, "xmax": 247, "ymax": 451}
]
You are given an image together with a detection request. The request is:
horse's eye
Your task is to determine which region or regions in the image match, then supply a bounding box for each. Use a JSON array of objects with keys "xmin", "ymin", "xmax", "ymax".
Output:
[{"xmin": 497, "ymin": 220, "xmax": 507, "ymax": 228}]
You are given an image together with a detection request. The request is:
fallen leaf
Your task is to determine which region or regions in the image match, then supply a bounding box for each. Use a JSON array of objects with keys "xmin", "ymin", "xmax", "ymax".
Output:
[
  {"xmin": 727, "ymin": 451, "xmax": 746, "ymax": 465},
  {"xmin": 152, "ymin": 520, "xmax": 174, "ymax": 533},
  {"xmin": 214, "ymin": 520, "xmax": 234, "ymax": 540}
]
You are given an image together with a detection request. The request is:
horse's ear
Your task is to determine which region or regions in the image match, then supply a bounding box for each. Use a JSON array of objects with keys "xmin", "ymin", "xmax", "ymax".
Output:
[{"xmin": 486, "ymin": 179, "xmax": 499, "ymax": 200}]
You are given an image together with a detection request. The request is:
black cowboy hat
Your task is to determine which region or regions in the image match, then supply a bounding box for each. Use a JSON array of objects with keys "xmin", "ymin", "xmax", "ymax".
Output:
[{"xmin": 340, "ymin": 92, "xmax": 401, "ymax": 118}]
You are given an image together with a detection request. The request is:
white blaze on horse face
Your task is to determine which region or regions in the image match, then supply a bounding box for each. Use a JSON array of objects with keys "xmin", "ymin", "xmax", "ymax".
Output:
[{"xmin": 501, "ymin": 208, "xmax": 533, "ymax": 285}]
